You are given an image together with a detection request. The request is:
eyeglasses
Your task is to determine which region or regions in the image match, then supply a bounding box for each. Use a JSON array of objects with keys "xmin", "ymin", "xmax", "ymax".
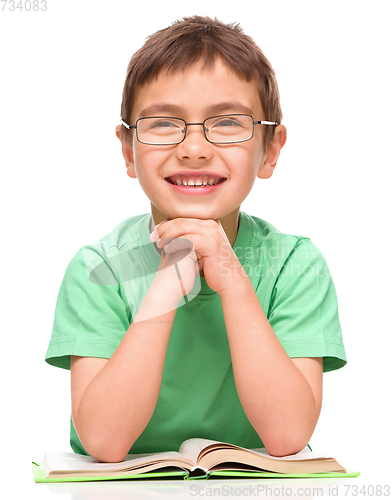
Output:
[{"xmin": 119, "ymin": 114, "xmax": 278, "ymax": 145}]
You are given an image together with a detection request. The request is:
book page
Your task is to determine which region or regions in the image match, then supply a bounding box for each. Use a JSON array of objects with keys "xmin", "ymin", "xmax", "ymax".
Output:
[
  {"xmin": 43, "ymin": 450, "xmax": 186, "ymax": 476},
  {"xmin": 251, "ymin": 447, "xmax": 332, "ymax": 461},
  {"xmin": 178, "ymin": 439, "xmax": 331, "ymax": 465},
  {"xmin": 178, "ymin": 438, "xmax": 222, "ymax": 464}
]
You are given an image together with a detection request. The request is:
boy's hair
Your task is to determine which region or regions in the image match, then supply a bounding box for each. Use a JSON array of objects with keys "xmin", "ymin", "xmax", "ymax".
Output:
[{"xmin": 120, "ymin": 15, "xmax": 282, "ymax": 150}]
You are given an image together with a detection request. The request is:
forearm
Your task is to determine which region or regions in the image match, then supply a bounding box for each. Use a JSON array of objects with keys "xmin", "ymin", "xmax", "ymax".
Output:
[
  {"xmin": 219, "ymin": 275, "xmax": 320, "ymax": 456},
  {"xmin": 74, "ymin": 275, "xmax": 181, "ymax": 462}
]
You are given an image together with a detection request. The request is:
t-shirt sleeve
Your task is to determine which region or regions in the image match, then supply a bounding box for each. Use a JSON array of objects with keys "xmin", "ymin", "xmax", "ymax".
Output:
[
  {"xmin": 267, "ymin": 238, "xmax": 346, "ymax": 372},
  {"xmin": 45, "ymin": 246, "xmax": 131, "ymax": 370}
]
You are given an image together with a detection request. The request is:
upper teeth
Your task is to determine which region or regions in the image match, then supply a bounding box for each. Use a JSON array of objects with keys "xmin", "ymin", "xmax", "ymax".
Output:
[{"xmin": 171, "ymin": 175, "xmax": 222, "ymax": 186}]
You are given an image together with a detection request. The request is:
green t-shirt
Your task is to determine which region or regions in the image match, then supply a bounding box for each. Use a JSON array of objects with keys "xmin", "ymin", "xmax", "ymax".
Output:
[{"xmin": 45, "ymin": 211, "xmax": 346, "ymax": 455}]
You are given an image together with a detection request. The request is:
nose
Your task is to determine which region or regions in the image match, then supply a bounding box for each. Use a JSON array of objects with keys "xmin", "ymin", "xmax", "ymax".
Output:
[{"xmin": 176, "ymin": 123, "xmax": 212, "ymax": 160}]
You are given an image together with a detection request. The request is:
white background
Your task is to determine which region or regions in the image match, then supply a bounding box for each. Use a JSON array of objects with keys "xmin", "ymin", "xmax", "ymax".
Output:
[{"xmin": 1, "ymin": 0, "xmax": 391, "ymax": 497}]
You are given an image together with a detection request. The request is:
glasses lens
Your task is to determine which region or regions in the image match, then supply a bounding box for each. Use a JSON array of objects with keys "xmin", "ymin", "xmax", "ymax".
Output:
[
  {"xmin": 137, "ymin": 117, "xmax": 185, "ymax": 145},
  {"xmin": 205, "ymin": 115, "xmax": 253, "ymax": 143}
]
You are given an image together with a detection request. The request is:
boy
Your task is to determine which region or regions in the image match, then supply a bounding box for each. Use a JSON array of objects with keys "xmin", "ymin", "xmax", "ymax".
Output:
[{"xmin": 45, "ymin": 16, "xmax": 346, "ymax": 463}]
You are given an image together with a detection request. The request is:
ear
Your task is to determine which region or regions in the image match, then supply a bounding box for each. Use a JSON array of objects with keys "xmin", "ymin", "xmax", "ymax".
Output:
[
  {"xmin": 258, "ymin": 125, "xmax": 287, "ymax": 179},
  {"xmin": 115, "ymin": 124, "xmax": 137, "ymax": 179}
]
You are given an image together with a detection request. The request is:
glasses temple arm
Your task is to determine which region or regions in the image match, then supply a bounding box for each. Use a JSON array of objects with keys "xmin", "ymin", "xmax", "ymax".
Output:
[
  {"xmin": 119, "ymin": 119, "xmax": 136, "ymax": 130},
  {"xmin": 254, "ymin": 120, "xmax": 278, "ymax": 126}
]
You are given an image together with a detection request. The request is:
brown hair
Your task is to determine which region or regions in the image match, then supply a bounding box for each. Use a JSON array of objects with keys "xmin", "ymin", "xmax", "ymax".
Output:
[{"xmin": 120, "ymin": 15, "xmax": 282, "ymax": 149}]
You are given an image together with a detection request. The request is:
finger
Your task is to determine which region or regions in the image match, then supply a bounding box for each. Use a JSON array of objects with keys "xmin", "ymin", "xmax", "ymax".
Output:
[
  {"xmin": 215, "ymin": 219, "xmax": 225, "ymax": 233},
  {"xmin": 155, "ymin": 218, "xmax": 171, "ymax": 227},
  {"xmin": 162, "ymin": 237, "xmax": 193, "ymax": 253},
  {"xmin": 150, "ymin": 219, "xmax": 171, "ymax": 242},
  {"xmin": 154, "ymin": 219, "xmax": 217, "ymax": 243},
  {"xmin": 157, "ymin": 244, "xmax": 196, "ymax": 272}
]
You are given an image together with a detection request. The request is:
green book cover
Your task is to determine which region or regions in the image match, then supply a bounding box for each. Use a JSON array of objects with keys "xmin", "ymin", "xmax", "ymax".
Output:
[
  {"xmin": 33, "ymin": 439, "xmax": 360, "ymax": 483},
  {"xmin": 32, "ymin": 462, "xmax": 360, "ymax": 483}
]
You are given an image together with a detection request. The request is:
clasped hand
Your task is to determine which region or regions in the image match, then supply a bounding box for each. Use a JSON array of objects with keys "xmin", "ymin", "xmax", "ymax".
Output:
[{"xmin": 150, "ymin": 218, "xmax": 240, "ymax": 297}]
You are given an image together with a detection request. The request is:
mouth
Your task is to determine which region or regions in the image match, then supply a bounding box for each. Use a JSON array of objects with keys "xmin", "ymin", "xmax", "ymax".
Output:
[
  {"xmin": 165, "ymin": 174, "xmax": 226, "ymax": 187},
  {"xmin": 164, "ymin": 174, "xmax": 227, "ymax": 195}
]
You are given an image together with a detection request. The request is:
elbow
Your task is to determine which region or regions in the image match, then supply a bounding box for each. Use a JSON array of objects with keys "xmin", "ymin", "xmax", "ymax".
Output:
[
  {"xmin": 81, "ymin": 437, "xmax": 133, "ymax": 463},
  {"xmin": 261, "ymin": 431, "xmax": 312, "ymax": 457},
  {"xmin": 89, "ymin": 448, "xmax": 129, "ymax": 464},
  {"xmin": 73, "ymin": 416, "xmax": 134, "ymax": 463},
  {"xmin": 265, "ymin": 441, "xmax": 307, "ymax": 457},
  {"xmin": 258, "ymin": 414, "xmax": 319, "ymax": 457}
]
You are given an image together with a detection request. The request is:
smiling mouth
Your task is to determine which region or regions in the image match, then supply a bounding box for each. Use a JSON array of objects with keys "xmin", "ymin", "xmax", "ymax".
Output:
[{"xmin": 165, "ymin": 175, "xmax": 226, "ymax": 187}]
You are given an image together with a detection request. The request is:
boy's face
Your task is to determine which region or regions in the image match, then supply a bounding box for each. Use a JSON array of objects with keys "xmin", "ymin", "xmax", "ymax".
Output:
[{"xmin": 118, "ymin": 59, "xmax": 285, "ymax": 226}]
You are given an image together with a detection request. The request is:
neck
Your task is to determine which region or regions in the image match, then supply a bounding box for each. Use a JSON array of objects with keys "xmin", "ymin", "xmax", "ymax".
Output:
[{"xmin": 218, "ymin": 208, "xmax": 240, "ymax": 247}]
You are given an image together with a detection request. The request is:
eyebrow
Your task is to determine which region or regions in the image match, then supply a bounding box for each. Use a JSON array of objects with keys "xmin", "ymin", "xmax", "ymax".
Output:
[
  {"xmin": 207, "ymin": 102, "xmax": 254, "ymax": 116},
  {"xmin": 138, "ymin": 101, "xmax": 254, "ymax": 119},
  {"xmin": 139, "ymin": 104, "xmax": 183, "ymax": 118}
]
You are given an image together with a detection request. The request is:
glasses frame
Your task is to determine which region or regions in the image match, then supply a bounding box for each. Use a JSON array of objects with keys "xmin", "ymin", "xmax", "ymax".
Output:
[{"xmin": 119, "ymin": 114, "xmax": 278, "ymax": 145}]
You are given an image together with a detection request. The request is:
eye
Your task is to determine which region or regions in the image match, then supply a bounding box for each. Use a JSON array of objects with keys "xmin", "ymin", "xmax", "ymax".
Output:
[
  {"xmin": 213, "ymin": 118, "xmax": 240, "ymax": 127},
  {"xmin": 150, "ymin": 119, "xmax": 180, "ymax": 129},
  {"xmin": 208, "ymin": 116, "xmax": 247, "ymax": 130}
]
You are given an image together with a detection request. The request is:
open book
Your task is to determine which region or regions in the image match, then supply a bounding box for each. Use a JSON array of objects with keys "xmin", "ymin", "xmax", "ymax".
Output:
[{"xmin": 32, "ymin": 438, "xmax": 359, "ymax": 482}]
